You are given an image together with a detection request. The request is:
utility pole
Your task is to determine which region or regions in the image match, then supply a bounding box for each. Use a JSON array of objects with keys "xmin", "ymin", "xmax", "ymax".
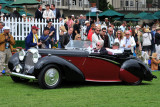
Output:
[{"xmin": 96, "ymin": 0, "xmax": 99, "ymax": 9}]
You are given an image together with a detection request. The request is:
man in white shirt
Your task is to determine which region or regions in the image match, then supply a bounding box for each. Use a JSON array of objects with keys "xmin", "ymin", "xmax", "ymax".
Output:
[
  {"xmin": 92, "ymin": 27, "xmax": 103, "ymax": 44},
  {"xmin": 123, "ymin": 31, "xmax": 136, "ymax": 55},
  {"xmin": 120, "ymin": 21, "xmax": 126, "ymax": 32},
  {"xmin": 106, "ymin": 42, "xmax": 123, "ymax": 55},
  {"xmin": 43, "ymin": 4, "xmax": 55, "ymax": 20}
]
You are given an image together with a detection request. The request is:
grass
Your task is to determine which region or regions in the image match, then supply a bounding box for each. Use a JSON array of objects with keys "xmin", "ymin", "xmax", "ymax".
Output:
[{"xmin": 0, "ymin": 72, "xmax": 160, "ymax": 107}]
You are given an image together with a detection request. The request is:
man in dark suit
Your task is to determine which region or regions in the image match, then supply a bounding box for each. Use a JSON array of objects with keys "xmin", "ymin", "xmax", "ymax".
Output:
[
  {"xmin": 51, "ymin": 4, "xmax": 61, "ymax": 19},
  {"xmin": 61, "ymin": 27, "xmax": 73, "ymax": 48},
  {"xmin": 35, "ymin": 5, "xmax": 43, "ymax": 21}
]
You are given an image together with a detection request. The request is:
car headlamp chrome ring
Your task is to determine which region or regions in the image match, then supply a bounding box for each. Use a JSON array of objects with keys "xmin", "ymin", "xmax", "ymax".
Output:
[
  {"xmin": 19, "ymin": 49, "xmax": 26, "ymax": 61},
  {"xmin": 33, "ymin": 52, "xmax": 41, "ymax": 63}
]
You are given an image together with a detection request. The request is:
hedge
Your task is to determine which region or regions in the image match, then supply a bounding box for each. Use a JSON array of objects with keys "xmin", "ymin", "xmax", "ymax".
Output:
[{"xmin": 13, "ymin": 41, "xmax": 25, "ymax": 49}]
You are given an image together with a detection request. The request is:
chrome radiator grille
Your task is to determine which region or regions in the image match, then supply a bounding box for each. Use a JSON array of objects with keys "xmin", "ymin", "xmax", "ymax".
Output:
[{"xmin": 24, "ymin": 52, "xmax": 34, "ymax": 73}]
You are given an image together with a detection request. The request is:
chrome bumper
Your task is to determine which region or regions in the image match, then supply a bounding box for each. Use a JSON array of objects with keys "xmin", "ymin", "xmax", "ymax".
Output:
[{"xmin": 10, "ymin": 72, "xmax": 37, "ymax": 80}]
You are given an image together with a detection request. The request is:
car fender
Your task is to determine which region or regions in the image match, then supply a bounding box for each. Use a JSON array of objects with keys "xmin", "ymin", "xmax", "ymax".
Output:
[
  {"xmin": 34, "ymin": 55, "xmax": 85, "ymax": 82},
  {"xmin": 8, "ymin": 53, "xmax": 20, "ymax": 71},
  {"xmin": 120, "ymin": 59, "xmax": 153, "ymax": 82}
]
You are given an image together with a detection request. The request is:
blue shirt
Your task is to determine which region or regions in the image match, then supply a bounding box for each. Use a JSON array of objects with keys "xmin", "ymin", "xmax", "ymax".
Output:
[{"xmin": 40, "ymin": 34, "xmax": 51, "ymax": 48}]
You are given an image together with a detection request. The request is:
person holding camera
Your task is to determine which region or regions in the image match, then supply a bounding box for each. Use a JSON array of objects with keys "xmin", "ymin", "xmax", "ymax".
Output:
[{"xmin": 0, "ymin": 26, "xmax": 15, "ymax": 76}]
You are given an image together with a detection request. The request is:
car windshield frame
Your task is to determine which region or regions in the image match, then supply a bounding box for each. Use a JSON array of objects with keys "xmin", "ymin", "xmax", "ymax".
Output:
[{"xmin": 65, "ymin": 40, "xmax": 96, "ymax": 52}]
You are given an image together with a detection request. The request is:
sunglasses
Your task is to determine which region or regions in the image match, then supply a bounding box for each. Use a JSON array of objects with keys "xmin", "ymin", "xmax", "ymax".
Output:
[
  {"xmin": 125, "ymin": 34, "xmax": 130, "ymax": 35},
  {"xmin": 78, "ymin": 37, "xmax": 81, "ymax": 38},
  {"xmin": 96, "ymin": 44, "xmax": 100, "ymax": 46},
  {"xmin": 96, "ymin": 30, "xmax": 101, "ymax": 32},
  {"xmin": 103, "ymin": 31, "xmax": 106, "ymax": 32},
  {"xmin": 110, "ymin": 31, "xmax": 113, "ymax": 32}
]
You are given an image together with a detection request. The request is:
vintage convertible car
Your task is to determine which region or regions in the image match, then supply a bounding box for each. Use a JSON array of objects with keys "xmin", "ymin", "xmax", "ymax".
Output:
[{"xmin": 8, "ymin": 40, "xmax": 157, "ymax": 89}]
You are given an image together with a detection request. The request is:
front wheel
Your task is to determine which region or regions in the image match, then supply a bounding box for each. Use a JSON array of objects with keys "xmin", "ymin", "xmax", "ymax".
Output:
[{"xmin": 38, "ymin": 65, "xmax": 62, "ymax": 89}]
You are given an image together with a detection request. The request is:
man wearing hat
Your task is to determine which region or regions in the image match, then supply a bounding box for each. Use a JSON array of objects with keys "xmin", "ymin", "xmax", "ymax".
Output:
[
  {"xmin": 25, "ymin": 26, "xmax": 42, "ymax": 51},
  {"xmin": 84, "ymin": 21, "xmax": 91, "ymax": 37},
  {"xmin": 43, "ymin": 4, "xmax": 55, "ymax": 20},
  {"xmin": 104, "ymin": 18, "xmax": 110, "ymax": 27},
  {"xmin": 0, "ymin": 26, "xmax": 15, "ymax": 76}
]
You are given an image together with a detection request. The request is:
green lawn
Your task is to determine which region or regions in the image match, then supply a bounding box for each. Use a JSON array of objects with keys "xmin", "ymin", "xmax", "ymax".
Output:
[{"xmin": 0, "ymin": 72, "xmax": 160, "ymax": 107}]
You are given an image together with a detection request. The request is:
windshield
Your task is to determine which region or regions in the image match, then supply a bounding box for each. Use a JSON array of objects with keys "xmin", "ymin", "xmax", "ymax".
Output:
[{"xmin": 65, "ymin": 40, "xmax": 96, "ymax": 51}]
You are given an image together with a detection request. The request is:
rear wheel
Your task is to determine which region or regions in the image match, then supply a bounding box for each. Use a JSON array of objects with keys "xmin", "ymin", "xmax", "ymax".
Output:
[
  {"xmin": 10, "ymin": 76, "xmax": 30, "ymax": 83},
  {"xmin": 38, "ymin": 65, "xmax": 62, "ymax": 89}
]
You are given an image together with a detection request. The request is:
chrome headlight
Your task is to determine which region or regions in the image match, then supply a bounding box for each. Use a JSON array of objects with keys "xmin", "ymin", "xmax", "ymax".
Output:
[
  {"xmin": 32, "ymin": 52, "xmax": 41, "ymax": 63},
  {"xmin": 19, "ymin": 49, "xmax": 26, "ymax": 61}
]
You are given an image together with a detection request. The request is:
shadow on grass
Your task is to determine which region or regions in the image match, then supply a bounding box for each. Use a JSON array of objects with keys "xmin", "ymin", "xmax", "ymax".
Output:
[{"xmin": 9, "ymin": 78, "xmax": 153, "ymax": 89}]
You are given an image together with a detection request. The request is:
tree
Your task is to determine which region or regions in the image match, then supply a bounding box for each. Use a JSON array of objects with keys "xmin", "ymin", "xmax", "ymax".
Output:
[{"xmin": 99, "ymin": 0, "xmax": 114, "ymax": 11}]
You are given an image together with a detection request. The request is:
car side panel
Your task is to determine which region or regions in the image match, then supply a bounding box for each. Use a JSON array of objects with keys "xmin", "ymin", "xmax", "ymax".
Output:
[{"xmin": 61, "ymin": 56, "xmax": 121, "ymax": 82}]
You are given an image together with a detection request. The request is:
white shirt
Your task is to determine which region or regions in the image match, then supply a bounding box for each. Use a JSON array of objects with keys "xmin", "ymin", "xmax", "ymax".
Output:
[
  {"xmin": 106, "ymin": 48, "xmax": 123, "ymax": 55},
  {"xmin": 43, "ymin": 9, "xmax": 55, "ymax": 19},
  {"xmin": 120, "ymin": 25, "xmax": 125, "ymax": 32},
  {"xmin": 123, "ymin": 36, "xmax": 136, "ymax": 53},
  {"xmin": 92, "ymin": 33, "xmax": 103, "ymax": 44}
]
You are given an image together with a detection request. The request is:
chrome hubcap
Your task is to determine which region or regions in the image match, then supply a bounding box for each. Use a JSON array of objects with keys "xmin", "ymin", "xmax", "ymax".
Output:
[{"xmin": 45, "ymin": 68, "xmax": 59, "ymax": 86}]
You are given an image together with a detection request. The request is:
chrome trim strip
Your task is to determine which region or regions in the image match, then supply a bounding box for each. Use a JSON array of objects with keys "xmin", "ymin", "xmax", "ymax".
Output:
[
  {"xmin": 88, "ymin": 56, "xmax": 120, "ymax": 65},
  {"xmin": 10, "ymin": 72, "xmax": 37, "ymax": 80}
]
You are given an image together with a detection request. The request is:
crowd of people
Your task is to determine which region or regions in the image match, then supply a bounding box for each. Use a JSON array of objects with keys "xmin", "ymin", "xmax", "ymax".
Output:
[{"xmin": 1, "ymin": 4, "xmax": 160, "ymax": 76}]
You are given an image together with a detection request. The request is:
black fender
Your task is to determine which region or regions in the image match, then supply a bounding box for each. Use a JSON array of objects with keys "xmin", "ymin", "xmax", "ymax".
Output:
[
  {"xmin": 34, "ymin": 55, "xmax": 85, "ymax": 82},
  {"xmin": 8, "ymin": 53, "xmax": 20, "ymax": 71},
  {"xmin": 120, "ymin": 59, "xmax": 153, "ymax": 81}
]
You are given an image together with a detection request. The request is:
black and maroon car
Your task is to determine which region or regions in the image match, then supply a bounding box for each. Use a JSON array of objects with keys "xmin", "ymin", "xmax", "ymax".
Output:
[{"xmin": 8, "ymin": 40, "xmax": 156, "ymax": 89}]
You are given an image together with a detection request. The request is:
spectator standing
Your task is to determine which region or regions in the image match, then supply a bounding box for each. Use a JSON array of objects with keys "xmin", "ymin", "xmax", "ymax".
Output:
[
  {"xmin": 51, "ymin": 4, "xmax": 61, "ymax": 19},
  {"xmin": 79, "ymin": 14, "xmax": 85, "ymax": 26},
  {"xmin": 0, "ymin": 26, "xmax": 15, "ymax": 76},
  {"xmin": 110, "ymin": 22, "xmax": 117, "ymax": 37},
  {"xmin": 61, "ymin": 27, "xmax": 74, "ymax": 48},
  {"xmin": 151, "ymin": 53, "xmax": 160, "ymax": 71},
  {"xmin": 0, "ymin": 22, "xmax": 4, "ymax": 34},
  {"xmin": 151, "ymin": 25, "xmax": 156, "ymax": 53},
  {"xmin": 120, "ymin": 21, "xmax": 127, "ymax": 32},
  {"xmin": 92, "ymin": 27, "xmax": 103, "ymax": 44},
  {"xmin": 58, "ymin": 25, "xmax": 67, "ymax": 48},
  {"xmin": 142, "ymin": 28, "xmax": 152, "ymax": 56},
  {"xmin": 25, "ymin": 26, "xmax": 42, "ymax": 51},
  {"xmin": 87, "ymin": 23, "xmax": 96, "ymax": 41},
  {"xmin": 43, "ymin": 4, "xmax": 55, "ymax": 20},
  {"xmin": 95, "ymin": 18, "xmax": 101, "ymax": 25},
  {"xmin": 123, "ymin": 31, "xmax": 136, "ymax": 55},
  {"xmin": 73, "ymin": 19, "xmax": 80, "ymax": 39},
  {"xmin": 67, "ymin": 16, "xmax": 74, "ymax": 29},
  {"xmin": 40, "ymin": 27, "xmax": 53, "ymax": 48},
  {"xmin": 104, "ymin": 18, "xmax": 110, "ymax": 27},
  {"xmin": 107, "ymin": 27, "xmax": 115, "ymax": 48},
  {"xmin": 155, "ymin": 27, "xmax": 160, "ymax": 54},
  {"xmin": 100, "ymin": 27, "xmax": 109, "ymax": 48},
  {"xmin": 114, "ymin": 30, "xmax": 124, "ymax": 52},
  {"xmin": 35, "ymin": 5, "xmax": 43, "ymax": 21},
  {"xmin": 46, "ymin": 20, "xmax": 57, "ymax": 47},
  {"xmin": 84, "ymin": 21, "xmax": 91, "ymax": 37}
]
